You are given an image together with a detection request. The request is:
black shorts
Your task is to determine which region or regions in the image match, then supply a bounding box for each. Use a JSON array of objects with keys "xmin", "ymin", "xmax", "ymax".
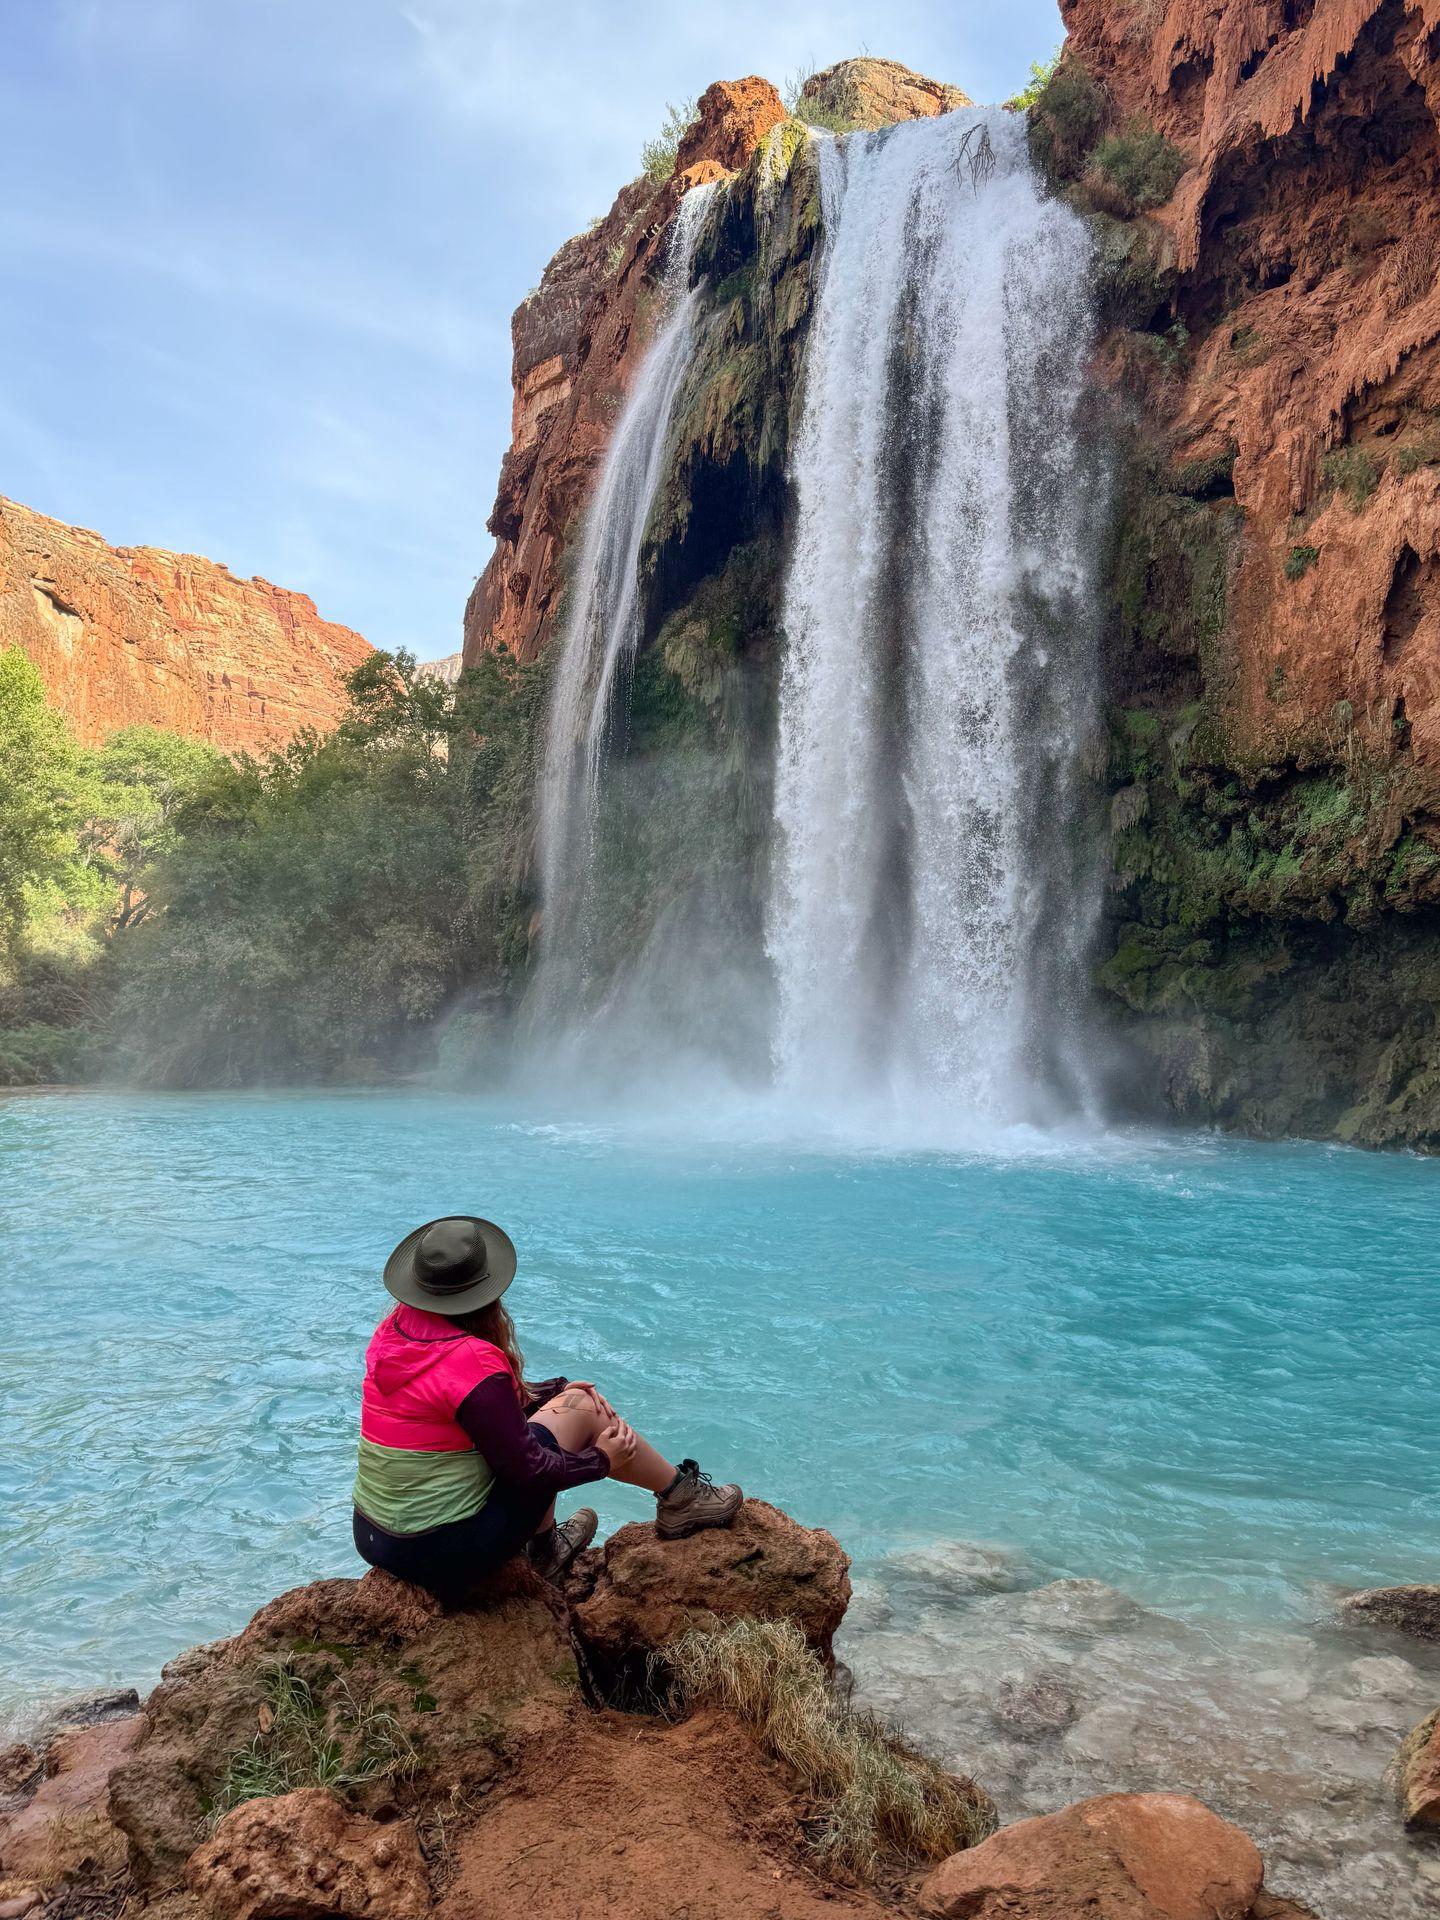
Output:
[{"xmin": 352, "ymin": 1427, "xmax": 561, "ymax": 1601}]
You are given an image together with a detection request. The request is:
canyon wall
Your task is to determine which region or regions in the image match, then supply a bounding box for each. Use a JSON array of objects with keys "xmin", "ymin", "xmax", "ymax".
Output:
[
  {"xmin": 465, "ymin": 30, "xmax": 1440, "ymax": 1148},
  {"xmin": 462, "ymin": 75, "xmax": 790, "ymax": 670},
  {"xmin": 0, "ymin": 496, "xmax": 372, "ymax": 750},
  {"xmin": 1041, "ymin": 0, "xmax": 1440, "ymax": 1145},
  {"xmin": 463, "ymin": 60, "xmax": 970, "ymax": 676}
]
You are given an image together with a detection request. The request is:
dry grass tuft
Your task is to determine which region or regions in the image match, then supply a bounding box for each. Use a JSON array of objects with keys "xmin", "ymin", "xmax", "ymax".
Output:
[{"xmin": 659, "ymin": 1617, "xmax": 995, "ymax": 1879}]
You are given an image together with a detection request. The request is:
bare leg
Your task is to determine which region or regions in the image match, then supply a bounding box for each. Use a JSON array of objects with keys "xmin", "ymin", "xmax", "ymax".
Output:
[{"xmin": 530, "ymin": 1387, "xmax": 677, "ymax": 1494}]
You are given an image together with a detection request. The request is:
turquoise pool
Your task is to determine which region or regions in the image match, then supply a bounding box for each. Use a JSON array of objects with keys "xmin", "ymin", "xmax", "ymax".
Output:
[{"xmin": 3, "ymin": 1090, "xmax": 1436, "ymax": 1913}]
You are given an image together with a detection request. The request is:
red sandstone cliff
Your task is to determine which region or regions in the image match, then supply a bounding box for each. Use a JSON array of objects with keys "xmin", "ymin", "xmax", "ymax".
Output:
[
  {"xmin": 1063, "ymin": 0, "xmax": 1440, "ymax": 772},
  {"xmin": 0, "ymin": 496, "xmax": 372, "ymax": 750},
  {"xmin": 462, "ymin": 76, "xmax": 789, "ymax": 670},
  {"xmin": 463, "ymin": 62, "xmax": 972, "ymax": 673}
]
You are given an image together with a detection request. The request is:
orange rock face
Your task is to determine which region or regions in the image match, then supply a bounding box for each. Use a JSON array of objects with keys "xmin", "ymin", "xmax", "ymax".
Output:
[
  {"xmin": 0, "ymin": 1715, "xmax": 141, "ymax": 1886},
  {"xmin": 463, "ymin": 78, "xmax": 787, "ymax": 671},
  {"xmin": 675, "ymin": 77, "xmax": 789, "ymax": 176},
  {"xmin": 1063, "ymin": 0, "xmax": 1440, "ymax": 772},
  {"xmin": 1400, "ymin": 1707, "xmax": 1440, "ymax": 1827},
  {"xmin": 0, "ymin": 496, "xmax": 372, "ymax": 749}
]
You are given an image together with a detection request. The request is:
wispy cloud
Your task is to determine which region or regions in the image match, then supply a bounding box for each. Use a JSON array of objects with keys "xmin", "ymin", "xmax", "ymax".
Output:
[{"xmin": 3, "ymin": 0, "xmax": 1061, "ymax": 660}]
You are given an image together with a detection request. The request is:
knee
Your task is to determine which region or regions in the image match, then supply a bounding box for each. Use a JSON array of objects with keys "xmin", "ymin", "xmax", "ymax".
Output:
[
  {"xmin": 545, "ymin": 1387, "xmax": 605, "ymax": 1436},
  {"xmin": 550, "ymin": 1386, "xmax": 598, "ymax": 1414}
]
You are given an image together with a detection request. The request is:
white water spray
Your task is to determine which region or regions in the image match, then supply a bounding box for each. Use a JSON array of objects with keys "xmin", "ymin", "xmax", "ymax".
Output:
[
  {"xmin": 767, "ymin": 110, "xmax": 1099, "ymax": 1121},
  {"xmin": 535, "ymin": 185, "xmax": 716, "ymax": 1015}
]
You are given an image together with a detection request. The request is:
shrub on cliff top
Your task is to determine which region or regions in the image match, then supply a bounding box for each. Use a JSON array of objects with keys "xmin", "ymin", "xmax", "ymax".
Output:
[
  {"xmin": 661, "ymin": 1617, "xmax": 996, "ymax": 1878},
  {"xmin": 1006, "ymin": 48, "xmax": 1060, "ymax": 113},
  {"xmin": 785, "ymin": 68, "xmax": 866, "ymax": 136},
  {"xmin": 1027, "ymin": 57, "xmax": 1105, "ymax": 186},
  {"xmin": 640, "ymin": 99, "xmax": 697, "ymax": 184},
  {"xmin": 1092, "ymin": 118, "xmax": 1186, "ymax": 213}
]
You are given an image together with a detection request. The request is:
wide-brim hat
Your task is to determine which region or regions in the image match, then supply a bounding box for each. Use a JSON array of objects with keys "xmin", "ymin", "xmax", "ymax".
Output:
[{"xmin": 383, "ymin": 1215, "xmax": 517, "ymax": 1315}]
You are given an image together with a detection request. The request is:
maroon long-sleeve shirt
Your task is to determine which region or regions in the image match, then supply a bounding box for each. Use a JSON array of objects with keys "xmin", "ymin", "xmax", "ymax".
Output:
[{"xmin": 455, "ymin": 1372, "xmax": 608, "ymax": 1498}]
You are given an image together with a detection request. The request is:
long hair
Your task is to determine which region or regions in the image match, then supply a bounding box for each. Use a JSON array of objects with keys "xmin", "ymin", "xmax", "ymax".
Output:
[{"xmin": 450, "ymin": 1298, "xmax": 529, "ymax": 1401}]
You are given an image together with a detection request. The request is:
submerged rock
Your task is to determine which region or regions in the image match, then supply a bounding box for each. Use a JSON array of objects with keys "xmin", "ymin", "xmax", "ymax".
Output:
[
  {"xmin": 1009, "ymin": 1578, "xmax": 1142, "ymax": 1635},
  {"xmin": 1343, "ymin": 1585, "xmax": 1440, "ymax": 1644},
  {"xmin": 917, "ymin": 1790, "xmax": 1264, "ymax": 1919},
  {"xmin": 994, "ymin": 1671, "xmax": 1083, "ymax": 1739},
  {"xmin": 886, "ymin": 1539, "xmax": 1035, "ymax": 1598},
  {"xmin": 186, "ymin": 1788, "xmax": 429, "ymax": 1920},
  {"xmin": 569, "ymin": 1499, "xmax": 851, "ymax": 1703},
  {"xmin": 1346, "ymin": 1655, "xmax": 1425, "ymax": 1698},
  {"xmin": 1399, "ymin": 1707, "xmax": 1440, "ymax": 1829}
]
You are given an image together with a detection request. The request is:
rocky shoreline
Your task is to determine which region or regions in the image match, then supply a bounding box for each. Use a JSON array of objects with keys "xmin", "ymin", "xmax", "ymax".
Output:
[{"xmin": 2, "ymin": 1502, "xmax": 1435, "ymax": 1919}]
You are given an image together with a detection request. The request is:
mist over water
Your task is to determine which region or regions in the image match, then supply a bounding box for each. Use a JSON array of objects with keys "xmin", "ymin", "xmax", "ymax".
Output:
[{"xmin": 769, "ymin": 110, "xmax": 1101, "ymax": 1123}]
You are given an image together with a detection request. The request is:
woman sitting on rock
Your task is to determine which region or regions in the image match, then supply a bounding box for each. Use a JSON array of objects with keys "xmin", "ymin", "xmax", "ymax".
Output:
[{"xmin": 352, "ymin": 1215, "xmax": 742, "ymax": 1595}]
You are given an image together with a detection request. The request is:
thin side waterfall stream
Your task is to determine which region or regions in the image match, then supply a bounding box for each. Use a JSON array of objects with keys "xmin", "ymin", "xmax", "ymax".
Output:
[
  {"xmin": 768, "ymin": 110, "xmax": 1100, "ymax": 1121},
  {"xmin": 534, "ymin": 183, "xmax": 716, "ymax": 1026}
]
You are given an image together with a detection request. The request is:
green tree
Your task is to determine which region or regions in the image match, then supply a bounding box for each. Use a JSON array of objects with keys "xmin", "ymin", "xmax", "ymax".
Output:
[
  {"xmin": 0, "ymin": 648, "xmax": 86, "ymax": 971},
  {"xmin": 107, "ymin": 647, "xmax": 552, "ymax": 1085},
  {"xmin": 1007, "ymin": 49, "xmax": 1061, "ymax": 112},
  {"xmin": 640, "ymin": 100, "xmax": 697, "ymax": 184},
  {"xmin": 84, "ymin": 726, "xmax": 227, "ymax": 930}
]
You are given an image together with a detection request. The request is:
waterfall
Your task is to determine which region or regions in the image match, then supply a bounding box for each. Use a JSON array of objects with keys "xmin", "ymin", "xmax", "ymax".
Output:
[
  {"xmin": 534, "ymin": 184, "xmax": 716, "ymax": 1020},
  {"xmin": 766, "ymin": 109, "xmax": 1100, "ymax": 1123}
]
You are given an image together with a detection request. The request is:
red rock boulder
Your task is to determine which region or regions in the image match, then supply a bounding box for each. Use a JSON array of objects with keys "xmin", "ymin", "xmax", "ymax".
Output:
[
  {"xmin": 185, "ymin": 1788, "xmax": 428, "ymax": 1920},
  {"xmin": 0, "ymin": 1716, "xmax": 142, "ymax": 1886},
  {"xmin": 798, "ymin": 58, "xmax": 971, "ymax": 130},
  {"xmin": 569, "ymin": 1499, "xmax": 850, "ymax": 1702},
  {"xmin": 227, "ymin": 1569, "xmax": 443, "ymax": 1660},
  {"xmin": 111, "ymin": 1561, "xmax": 571, "ymax": 1895},
  {"xmin": 1400, "ymin": 1707, "xmax": 1440, "ymax": 1829},
  {"xmin": 1343, "ymin": 1584, "xmax": 1440, "ymax": 1643},
  {"xmin": 918, "ymin": 1792, "xmax": 1264, "ymax": 1920},
  {"xmin": 675, "ymin": 78, "xmax": 788, "ymax": 176}
]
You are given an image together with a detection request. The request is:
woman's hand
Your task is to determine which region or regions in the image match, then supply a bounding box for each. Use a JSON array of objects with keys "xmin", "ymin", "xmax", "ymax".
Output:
[{"xmin": 596, "ymin": 1417, "xmax": 636, "ymax": 1474}]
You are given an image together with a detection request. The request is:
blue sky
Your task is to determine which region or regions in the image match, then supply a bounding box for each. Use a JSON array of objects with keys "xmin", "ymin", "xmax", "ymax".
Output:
[{"xmin": 2, "ymin": 1, "xmax": 1064, "ymax": 657}]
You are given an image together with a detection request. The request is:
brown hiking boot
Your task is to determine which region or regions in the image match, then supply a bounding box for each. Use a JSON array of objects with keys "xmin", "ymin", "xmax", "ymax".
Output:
[
  {"xmin": 527, "ymin": 1507, "xmax": 598, "ymax": 1582},
  {"xmin": 654, "ymin": 1460, "xmax": 743, "ymax": 1540}
]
